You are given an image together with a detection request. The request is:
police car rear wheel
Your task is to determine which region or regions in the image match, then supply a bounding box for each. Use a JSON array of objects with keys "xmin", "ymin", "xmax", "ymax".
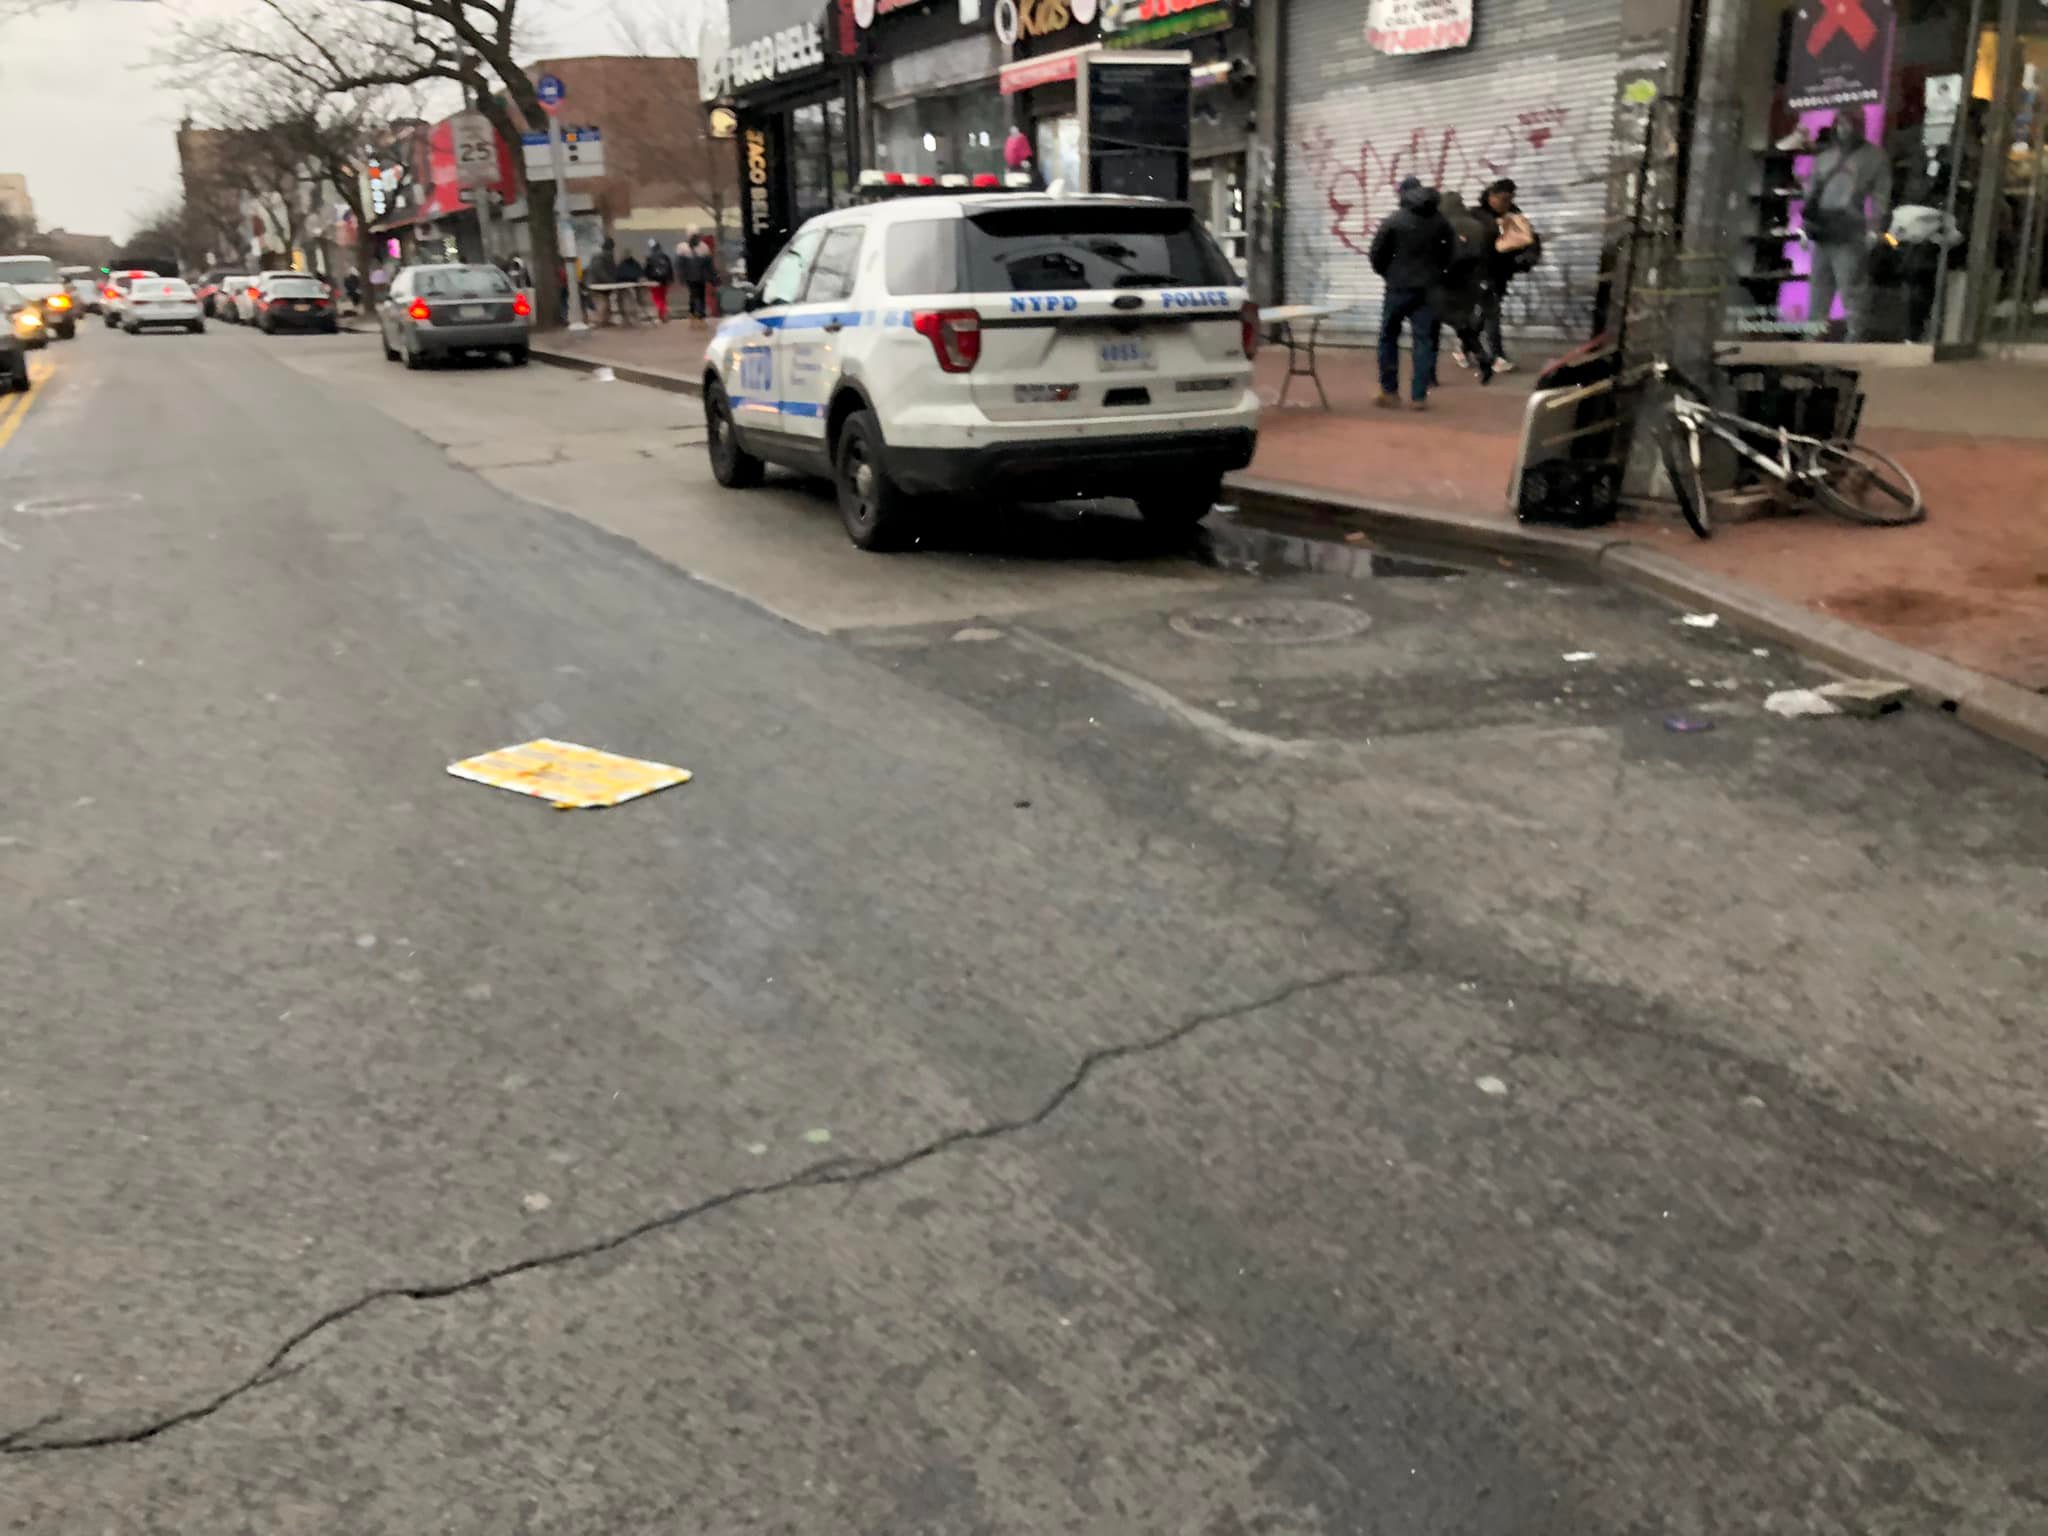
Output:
[
  {"xmin": 1136, "ymin": 475, "xmax": 1223, "ymax": 531},
  {"xmin": 705, "ymin": 380, "xmax": 764, "ymax": 489},
  {"xmin": 835, "ymin": 411, "xmax": 916, "ymax": 552}
]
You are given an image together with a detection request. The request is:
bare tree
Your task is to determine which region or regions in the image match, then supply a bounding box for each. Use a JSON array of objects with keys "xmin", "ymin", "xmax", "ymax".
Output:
[
  {"xmin": 165, "ymin": 0, "xmax": 570, "ymax": 326},
  {"xmin": 606, "ymin": 0, "xmax": 734, "ymax": 244}
]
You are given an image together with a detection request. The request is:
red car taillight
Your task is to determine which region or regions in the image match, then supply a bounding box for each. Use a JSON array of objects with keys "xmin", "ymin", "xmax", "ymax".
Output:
[
  {"xmin": 407, "ymin": 298, "xmax": 431, "ymax": 321},
  {"xmin": 1241, "ymin": 300, "xmax": 1259, "ymax": 360},
  {"xmin": 911, "ymin": 308, "xmax": 981, "ymax": 373},
  {"xmin": 102, "ymin": 286, "xmax": 118, "ymax": 300},
  {"xmin": 512, "ymin": 292, "xmax": 531, "ymax": 318}
]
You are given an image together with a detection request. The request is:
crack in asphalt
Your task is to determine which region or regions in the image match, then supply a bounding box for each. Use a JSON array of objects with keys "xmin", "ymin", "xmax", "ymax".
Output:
[{"xmin": 0, "ymin": 968, "xmax": 1365, "ymax": 1457}]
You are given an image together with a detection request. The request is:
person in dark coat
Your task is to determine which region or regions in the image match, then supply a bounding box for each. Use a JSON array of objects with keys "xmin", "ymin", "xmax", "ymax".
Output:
[
  {"xmin": 678, "ymin": 236, "xmax": 713, "ymax": 321},
  {"xmin": 1368, "ymin": 175, "xmax": 1454, "ymax": 408},
  {"xmin": 589, "ymin": 237, "xmax": 619, "ymax": 324},
  {"xmin": 615, "ymin": 247, "xmax": 644, "ymax": 321},
  {"xmin": 1472, "ymin": 178, "xmax": 1541, "ymax": 373},
  {"xmin": 1430, "ymin": 190, "xmax": 1495, "ymax": 384},
  {"xmin": 643, "ymin": 238, "xmax": 674, "ymax": 322}
]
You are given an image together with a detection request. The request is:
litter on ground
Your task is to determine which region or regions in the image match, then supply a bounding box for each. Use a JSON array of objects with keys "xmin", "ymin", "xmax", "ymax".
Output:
[
  {"xmin": 1765, "ymin": 689, "xmax": 1842, "ymax": 719},
  {"xmin": 1561, "ymin": 651, "xmax": 1597, "ymax": 663},
  {"xmin": 1680, "ymin": 612, "xmax": 1720, "ymax": 629},
  {"xmin": 448, "ymin": 738, "xmax": 692, "ymax": 809}
]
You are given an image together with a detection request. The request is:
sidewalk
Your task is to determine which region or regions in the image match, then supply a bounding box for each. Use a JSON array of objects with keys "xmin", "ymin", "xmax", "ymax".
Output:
[
  {"xmin": 528, "ymin": 321, "xmax": 2048, "ymax": 740},
  {"xmin": 1248, "ymin": 348, "xmax": 2048, "ymax": 693}
]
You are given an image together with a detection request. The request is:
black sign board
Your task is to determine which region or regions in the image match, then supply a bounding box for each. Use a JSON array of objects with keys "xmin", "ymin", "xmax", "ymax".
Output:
[
  {"xmin": 736, "ymin": 111, "xmax": 793, "ymax": 281},
  {"xmin": 1083, "ymin": 58, "xmax": 1192, "ymax": 201},
  {"xmin": 1786, "ymin": 0, "xmax": 1895, "ymax": 111}
]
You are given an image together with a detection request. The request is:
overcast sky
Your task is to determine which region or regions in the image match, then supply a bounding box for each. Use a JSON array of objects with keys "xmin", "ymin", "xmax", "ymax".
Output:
[{"xmin": 0, "ymin": 0, "xmax": 707, "ymax": 240}]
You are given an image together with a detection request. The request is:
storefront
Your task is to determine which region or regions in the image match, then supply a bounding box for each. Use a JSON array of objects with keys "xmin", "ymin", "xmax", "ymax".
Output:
[
  {"xmin": 1279, "ymin": 0, "xmax": 1621, "ymax": 342},
  {"xmin": 993, "ymin": 0, "xmax": 1259, "ymax": 273},
  {"xmin": 1715, "ymin": 0, "xmax": 2048, "ymax": 361},
  {"xmin": 859, "ymin": 0, "xmax": 1012, "ymax": 182},
  {"xmin": 703, "ymin": 0, "xmax": 860, "ymax": 280}
]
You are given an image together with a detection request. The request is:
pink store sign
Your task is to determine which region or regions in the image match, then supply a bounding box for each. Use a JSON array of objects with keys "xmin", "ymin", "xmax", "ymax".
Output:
[{"xmin": 1366, "ymin": 0, "xmax": 1473, "ymax": 56}]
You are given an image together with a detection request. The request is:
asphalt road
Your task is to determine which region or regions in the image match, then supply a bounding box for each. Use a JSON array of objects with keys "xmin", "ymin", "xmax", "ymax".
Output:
[{"xmin": 2, "ymin": 323, "xmax": 2043, "ymax": 1535}]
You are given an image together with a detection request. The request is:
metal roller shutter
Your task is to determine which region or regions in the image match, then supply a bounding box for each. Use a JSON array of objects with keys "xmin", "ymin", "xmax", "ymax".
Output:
[{"xmin": 1283, "ymin": 0, "xmax": 1620, "ymax": 346}]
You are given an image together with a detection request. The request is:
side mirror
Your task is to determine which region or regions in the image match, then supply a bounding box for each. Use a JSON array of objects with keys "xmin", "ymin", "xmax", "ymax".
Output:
[{"xmin": 736, "ymin": 280, "xmax": 762, "ymax": 313}]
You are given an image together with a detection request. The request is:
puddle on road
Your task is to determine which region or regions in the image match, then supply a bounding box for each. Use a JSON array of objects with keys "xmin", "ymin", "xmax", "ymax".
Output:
[{"xmin": 1198, "ymin": 517, "xmax": 1473, "ymax": 582}]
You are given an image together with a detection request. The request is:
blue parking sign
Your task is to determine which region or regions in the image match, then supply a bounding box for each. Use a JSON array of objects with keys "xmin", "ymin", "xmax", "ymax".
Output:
[{"xmin": 536, "ymin": 73, "xmax": 566, "ymax": 112}]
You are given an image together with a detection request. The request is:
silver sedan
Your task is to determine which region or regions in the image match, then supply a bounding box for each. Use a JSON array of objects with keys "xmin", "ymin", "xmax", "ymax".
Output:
[{"xmin": 379, "ymin": 264, "xmax": 532, "ymax": 369}]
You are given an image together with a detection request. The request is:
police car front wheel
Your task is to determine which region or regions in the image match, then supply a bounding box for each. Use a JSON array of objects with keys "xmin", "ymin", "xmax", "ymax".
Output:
[{"xmin": 704, "ymin": 379, "xmax": 764, "ymax": 489}]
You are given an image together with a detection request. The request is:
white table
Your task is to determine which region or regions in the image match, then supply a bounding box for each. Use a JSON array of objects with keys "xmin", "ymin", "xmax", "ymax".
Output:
[{"xmin": 1261, "ymin": 303, "xmax": 1345, "ymax": 409}]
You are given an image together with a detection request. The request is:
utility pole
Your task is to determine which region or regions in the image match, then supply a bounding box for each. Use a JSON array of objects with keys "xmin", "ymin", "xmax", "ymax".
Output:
[{"xmin": 536, "ymin": 74, "xmax": 586, "ymax": 331}]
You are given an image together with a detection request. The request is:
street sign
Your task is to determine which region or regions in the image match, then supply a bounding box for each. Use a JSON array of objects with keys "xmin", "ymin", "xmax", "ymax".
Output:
[
  {"xmin": 521, "ymin": 126, "xmax": 603, "ymax": 178},
  {"xmin": 536, "ymin": 73, "xmax": 566, "ymax": 114},
  {"xmin": 452, "ymin": 112, "xmax": 498, "ymax": 189}
]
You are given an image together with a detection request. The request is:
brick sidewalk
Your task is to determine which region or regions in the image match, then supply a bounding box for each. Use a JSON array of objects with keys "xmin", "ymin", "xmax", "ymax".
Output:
[
  {"xmin": 531, "ymin": 320, "xmax": 2048, "ymax": 690},
  {"xmin": 1244, "ymin": 347, "xmax": 2048, "ymax": 690}
]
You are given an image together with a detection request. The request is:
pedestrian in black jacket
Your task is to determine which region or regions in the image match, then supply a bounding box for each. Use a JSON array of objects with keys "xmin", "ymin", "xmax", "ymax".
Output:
[
  {"xmin": 1472, "ymin": 178, "xmax": 1541, "ymax": 373},
  {"xmin": 644, "ymin": 239, "xmax": 674, "ymax": 322},
  {"xmin": 1369, "ymin": 176, "xmax": 1454, "ymax": 408},
  {"xmin": 678, "ymin": 237, "xmax": 714, "ymax": 321},
  {"xmin": 1430, "ymin": 191, "xmax": 1495, "ymax": 384}
]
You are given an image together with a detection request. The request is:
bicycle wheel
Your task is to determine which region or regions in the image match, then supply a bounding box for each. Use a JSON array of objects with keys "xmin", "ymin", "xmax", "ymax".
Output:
[
  {"xmin": 1658, "ymin": 417, "xmax": 1713, "ymax": 539},
  {"xmin": 1811, "ymin": 440, "xmax": 1924, "ymax": 527}
]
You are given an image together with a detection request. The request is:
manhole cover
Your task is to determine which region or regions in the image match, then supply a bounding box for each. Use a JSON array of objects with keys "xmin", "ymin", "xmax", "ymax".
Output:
[
  {"xmin": 1169, "ymin": 598, "xmax": 1372, "ymax": 645},
  {"xmin": 12, "ymin": 492, "xmax": 143, "ymax": 519}
]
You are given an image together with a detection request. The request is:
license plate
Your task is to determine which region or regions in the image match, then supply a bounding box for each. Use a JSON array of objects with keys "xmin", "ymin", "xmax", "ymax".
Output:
[
  {"xmin": 460, "ymin": 304, "xmax": 485, "ymax": 320},
  {"xmin": 1098, "ymin": 336, "xmax": 1155, "ymax": 373},
  {"xmin": 292, "ymin": 301, "xmax": 310, "ymax": 311}
]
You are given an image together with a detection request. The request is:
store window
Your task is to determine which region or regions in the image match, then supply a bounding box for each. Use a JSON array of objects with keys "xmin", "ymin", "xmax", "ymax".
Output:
[
  {"xmin": 1958, "ymin": 2, "xmax": 2048, "ymax": 346},
  {"xmin": 1036, "ymin": 115, "xmax": 1082, "ymax": 191},
  {"xmin": 876, "ymin": 93, "xmax": 1010, "ymax": 179},
  {"xmin": 790, "ymin": 97, "xmax": 853, "ymax": 228},
  {"xmin": 1723, "ymin": 0, "xmax": 1981, "ymax": 344}
]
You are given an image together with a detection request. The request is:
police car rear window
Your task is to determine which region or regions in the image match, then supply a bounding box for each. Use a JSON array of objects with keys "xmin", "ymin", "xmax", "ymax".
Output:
[
  {"xmin": 884, "ymin": 221, "xmax": 959, "ymax": 296},
  {"xmin": 961, "ymin": 206, "xmax": 1235, "ymax": 292}
]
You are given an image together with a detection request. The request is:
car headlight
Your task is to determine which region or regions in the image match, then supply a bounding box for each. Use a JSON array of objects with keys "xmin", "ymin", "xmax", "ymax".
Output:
[
  {"xmin": 15, "ymin": 309, "xmax": 41, "ymax": 330},
  {"xmin": 45, "ymin": 293, "xmax": 71, "ymax": 310}
]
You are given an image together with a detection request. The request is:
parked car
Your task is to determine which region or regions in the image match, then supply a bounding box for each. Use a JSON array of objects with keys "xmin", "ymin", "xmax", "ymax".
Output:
[
  {"xmin": 195, "ymin": 270, "xmax": 232, "ymax": 318},
  {"xmin": 1, "ymin": 282, "xmax": 41, "ymax": 384},
  {"xmin": 121, "ymin": 276, "xmax": 205, "ymax": 334},
  {"xmin": 255, "ymin": 272, "xmax": 338, "ymax": 333},
  {"xmin": 378, "ymin": 263, "xmax": 531, "ymax": 368},
  {"xmin": 233, "ymin": 270, "xmax": 299, "ymax": 325},
  {"xmin": 208, "ymin": 274, "xmax": 249, "ymax": 323},
  {"xmin": 0, "ymin": 254, "xmax": 77, "ymax": 339},
  {"xmin": 701, "ymin": 186, "xmax": 1260, "ymax": 549},
  {"xmin": 59, "ymin": 265, "xmax": 102, "ymax": 314},
  {"xmin": 101, "ymin": 269, "xmax": 162, "ymax": 329}
]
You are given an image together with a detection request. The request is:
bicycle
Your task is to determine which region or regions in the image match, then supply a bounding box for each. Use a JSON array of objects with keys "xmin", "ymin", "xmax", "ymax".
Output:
[{"xmin": 1653, "ymin": 363, "xmax": 1924, "ymax": 539}]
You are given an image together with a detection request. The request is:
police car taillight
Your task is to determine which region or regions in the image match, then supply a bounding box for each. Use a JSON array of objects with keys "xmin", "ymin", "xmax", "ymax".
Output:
[
  {"xmin": 912, "ymin": 309, "xmax": 981, "ymax": 373},
  {"xmin": 1241, "ymin": 300, "xmax": 1259, "ymax": 360}
]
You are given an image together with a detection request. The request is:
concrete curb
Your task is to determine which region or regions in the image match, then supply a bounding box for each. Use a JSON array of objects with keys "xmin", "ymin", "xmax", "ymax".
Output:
[
  {"xmin": 1224, "ymin": 473, "xmax": 2047, "ymax": 762},
  {"xmin": 555, "ymin": 360, "xmax": 2045, "ymax": 762},
  {"xmin": 1596, "ymin": 546, "xmax": 2048, "ymax": 761},
  {"xmin": 530, "ymin": 344, "xmax": 702, "ymax": 397}
]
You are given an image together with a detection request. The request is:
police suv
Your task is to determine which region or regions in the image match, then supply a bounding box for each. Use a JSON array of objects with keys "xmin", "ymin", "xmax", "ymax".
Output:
[{"xmin": 702, "ymin": 178, "xmax": 1260, "ymax": 550}]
